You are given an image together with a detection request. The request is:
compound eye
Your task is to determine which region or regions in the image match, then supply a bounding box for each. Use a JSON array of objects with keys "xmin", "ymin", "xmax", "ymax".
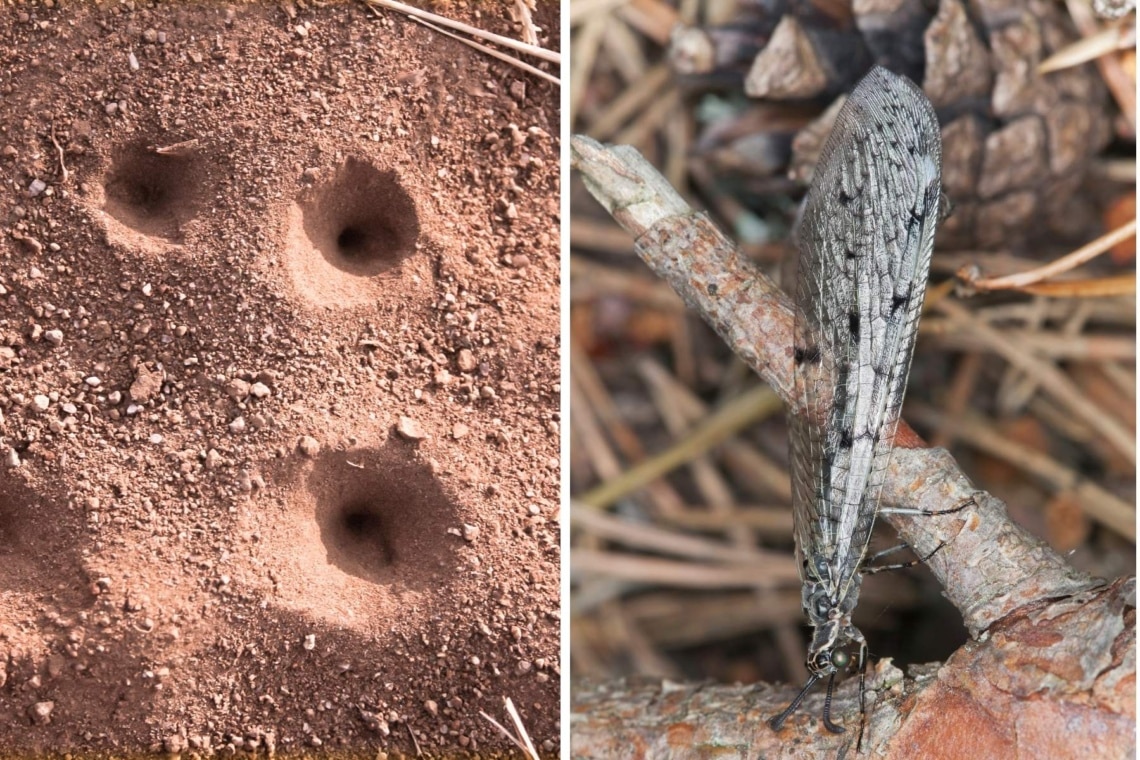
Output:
[{"xmin": 832, "ymin": 649, "xmax": 850, "ymax": 670}]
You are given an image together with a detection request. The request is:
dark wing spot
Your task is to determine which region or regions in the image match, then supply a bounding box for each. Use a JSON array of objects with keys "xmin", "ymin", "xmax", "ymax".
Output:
[
  {"xmin": 891, "ymin": 290, "xmax": 910, "ymax": 315},
  {"xmin": 839, "ymin": 428, "xmax": 854, "ymax": 449},
  {"xmin": 844, "ymin": 247, "xmax": 857, "ymax": 260},
  {"xmin": 708, "ymin": 283, "xmax": 718, "ymax": 296},
  {"xmin": 838, "ymin": 187, "xmax": 857, "ymax": 206},
  {"xmin": 794, "ymin": 345, "xmax": 822, "ymax": 364},
  {"xmin": 907, "ymin": 205, "xmax": 927, "ymax": 237},
  {"xmin": 848, "ymin": 311, "xmax": 860, "ymax": 342}
]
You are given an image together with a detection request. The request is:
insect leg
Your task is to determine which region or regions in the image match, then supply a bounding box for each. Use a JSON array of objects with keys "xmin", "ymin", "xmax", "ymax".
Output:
[
  {"xmin": 877, "ymin": 493, "xmax": 977, "ymax": 518},
  {"xmin": 821, "ymin": 672, "xmax": 845, "ymax": 734},
  {"xmin": 865, "ymin": 494, "xmax": 978, "ymax": 573},
  {"xmin": 768, "ymin": 673, "xmax": 823, "ymax": 731},
  {"xmin": 855, "ymin": 638, "xmax": 869, "ymax": 753},
  {"xmin": 862, "ymin": 541, "xmax": 915, "ymax": 565},
  {"xmin": 861, "ymin": 540, "xmax": 952, "ymax": 575}
]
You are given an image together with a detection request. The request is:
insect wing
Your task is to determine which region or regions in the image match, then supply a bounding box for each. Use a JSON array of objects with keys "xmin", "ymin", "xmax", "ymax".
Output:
[{"xmin": 790, "ymin": 67, "xmax": 943, "ymax": 596}]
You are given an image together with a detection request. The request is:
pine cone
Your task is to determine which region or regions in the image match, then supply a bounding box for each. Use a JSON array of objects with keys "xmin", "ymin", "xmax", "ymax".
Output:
[{"xmin": 670, "ymin": 0, "xmax": 1118, "ymax": 250}]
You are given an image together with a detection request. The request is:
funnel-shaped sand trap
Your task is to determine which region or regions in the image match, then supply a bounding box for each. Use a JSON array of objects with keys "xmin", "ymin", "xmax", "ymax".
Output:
[
  {"xmin": 300, "ymin": 158, "xmax": 420, "ymax": 276},
  {"xmin": 285, "ymin": 158, "xmax": 426, "ymax": 307},
  {"xmin": 102, "ymin": 140, "xmax": 205, "ymax": 242}
]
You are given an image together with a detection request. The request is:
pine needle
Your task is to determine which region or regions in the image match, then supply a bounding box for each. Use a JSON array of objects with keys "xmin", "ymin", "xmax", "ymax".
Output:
[
  {"xmin": 409, "ymin": 16, "xmax": 560, "ymax": 86},
  {"xmin": 360, "ymin": 0, "xmax": 559, "ymax": 63},
  {"xmin": 1039, "ymin": 24, "xmax": 1136, "ymax": 74},
  {"xmin": 968, "ymin": 219, "xmax": 1137, "ymax": 292},
  {"xmin": 479, "ymin": 697, "xmax": 540, "ymax": 760}
]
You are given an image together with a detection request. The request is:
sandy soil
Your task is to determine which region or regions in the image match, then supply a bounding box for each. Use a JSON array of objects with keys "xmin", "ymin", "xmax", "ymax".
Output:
[{"xmin": 0, "ymin": 2, "xmax": 561, "ymax": 756}]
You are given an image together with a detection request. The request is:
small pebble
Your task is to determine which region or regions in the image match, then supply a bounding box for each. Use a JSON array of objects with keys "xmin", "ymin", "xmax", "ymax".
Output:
[
  {"xmin": 456, "ymin": 349, "xmax": 477, "ymax": 373},
  {"xmin": 29, "ymin": 701, "xmax": 54, "ymax": 725},
  {"xmin": 31, "ymin": 395, "xmax": 50, "ymax": 413},
  {"xmin": 462, "ymin": 524, "xmax": 479, "ymax": 542},
  {"xmin": 297, "ymin": 436, "xmax": 320, "ymax": 457},
  {"xmin": 84, "ymin": 376, "xmax": 101, "ymax": 387},
  {"xmin": 130, "ymin": 365, "xmax": 163, "ymax": 403},
  {"xmin": 148, "ymin": 433, "xmax": 164, "ymax": 445},
  {"xmin": 44, "ymin": 329, "xmax": 63, "ymax": 346},
  {"xmin": 128, "ymin": 51, "xmax": 139, "ymax": 71},
  {"xmin": 228, "ymin": 416, "xmax": 247, "ymax": 433},
  {"xmin": 303, "ymin": 634, "xmax": 316, "ymax": 650},
  {"xmin": 452, "ymin": 423, "xmax": 469, "ymax": 439},
  {"xmin": 360, "ymin": 710, "xmax": 389, "ymax": 735},
  {"xmin": 250, "ymin": 382, "xmax": 271, "ymax": 399},
  {"xmin": 397, "ymin": 416, "xmax": 426, "ymax": 441},
  {"xmin": 424, "ymin": 700, "xmax": 438, "ymax": 717},
  {"xmin": 46, "ymin": 655, "xmax": 65, "ymax": 679},
  {"xmin": 27, "ymin": 179, "xmax": 47, "ymax": 196},
  {"xmin": 226, "ymin": 378, "xmax": 250, "ymax": 401}
]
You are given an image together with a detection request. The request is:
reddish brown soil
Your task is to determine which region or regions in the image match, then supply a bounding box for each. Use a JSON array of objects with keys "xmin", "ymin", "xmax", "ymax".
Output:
[{"xmin": 0, "ymin": 2, "xmax": 561, "ymax": 756}]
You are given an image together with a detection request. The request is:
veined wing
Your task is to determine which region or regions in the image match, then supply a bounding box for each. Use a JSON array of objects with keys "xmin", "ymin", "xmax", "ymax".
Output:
[{"xmin": 789, "ymin": 67, "xmax": 942, "ymax": 595}]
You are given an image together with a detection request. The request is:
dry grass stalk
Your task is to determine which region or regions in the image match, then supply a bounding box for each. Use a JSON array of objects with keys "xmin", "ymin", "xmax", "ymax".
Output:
[{"xmin": 480, "ymin": 698, "xmax": 540, "ymax": 760}]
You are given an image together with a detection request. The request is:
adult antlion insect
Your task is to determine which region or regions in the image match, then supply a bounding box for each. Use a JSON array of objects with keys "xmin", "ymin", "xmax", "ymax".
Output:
[{"xmin": 768, "ymin": 67, "xmax": 953, "ymax": 741}]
